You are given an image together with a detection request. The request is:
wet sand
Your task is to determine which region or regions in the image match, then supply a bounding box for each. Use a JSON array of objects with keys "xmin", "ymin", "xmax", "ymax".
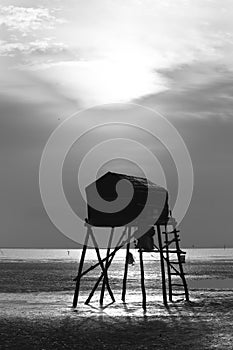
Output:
[{"xmin": 1, "ymin": 292, "xmax": 233, "ymax": 349}]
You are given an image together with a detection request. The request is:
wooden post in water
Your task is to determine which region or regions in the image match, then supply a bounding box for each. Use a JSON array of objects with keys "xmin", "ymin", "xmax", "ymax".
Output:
[
  {"xmin": 122, "ymin": 226, "xmax": 131, "ymax": 302},
  {"xmin": 139, "ymin": 248, "xmax": 146, "ymax": 310},
  {"xmin": 164, "ymin": 224, "xmax": 173, "ymax": 302},
  {"xmin": 73, "ymin": 228, "xmax": 90, "ymax": 308},
  {"xmin": 157, "ymin": 224, "xmax": 168, "ymax": 306}
]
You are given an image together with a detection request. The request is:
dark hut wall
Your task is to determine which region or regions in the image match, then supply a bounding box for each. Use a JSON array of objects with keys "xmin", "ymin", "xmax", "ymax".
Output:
[{"xmin": 85, "ymin": 172, "xmax": 169, "ymax": 227}]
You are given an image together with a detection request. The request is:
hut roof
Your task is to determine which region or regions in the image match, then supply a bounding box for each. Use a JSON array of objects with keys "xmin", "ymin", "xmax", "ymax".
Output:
[
  {"xmin": 86, "ymin": 171, "xmax": 167, "ymax": 196},
  {"xmin": 101, "ymin": 172, "xmax": 166, "ymax": 190}
]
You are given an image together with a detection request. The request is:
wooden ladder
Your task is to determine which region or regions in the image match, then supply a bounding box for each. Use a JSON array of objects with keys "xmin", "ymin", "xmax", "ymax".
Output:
[{"xmin": 162, "ymin": 218, "xmax": 189, "ymax": 302}]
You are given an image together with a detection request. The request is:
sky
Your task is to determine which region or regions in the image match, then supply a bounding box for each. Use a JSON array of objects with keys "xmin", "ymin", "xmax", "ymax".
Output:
[{"xmin": 0, "ymin": 0, "xmax": 233, "ymax": 248}]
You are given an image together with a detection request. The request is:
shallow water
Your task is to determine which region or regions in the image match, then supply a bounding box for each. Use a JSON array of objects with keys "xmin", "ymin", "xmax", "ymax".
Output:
[{"xmin": 0, "ymin": 248, "xmax": 233, "ymax": 312}]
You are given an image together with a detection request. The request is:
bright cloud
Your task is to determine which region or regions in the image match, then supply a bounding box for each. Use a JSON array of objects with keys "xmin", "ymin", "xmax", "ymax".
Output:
[
  {"xmin": 0, "ymin": 40, "xmax": 67, "ymax": 57},
  {"xmin": 1, "ymin": 0, "xmax": 233, "ymax": 106},
  {"xmin": 0, "ymin": 6, "xmax": 65, "ymax": 35}
]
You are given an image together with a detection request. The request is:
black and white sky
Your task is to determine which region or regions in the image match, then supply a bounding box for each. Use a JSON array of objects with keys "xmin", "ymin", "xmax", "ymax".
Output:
[{"xmin": 0, "ymin": 0, "xmax": 233, "ymax": 247}]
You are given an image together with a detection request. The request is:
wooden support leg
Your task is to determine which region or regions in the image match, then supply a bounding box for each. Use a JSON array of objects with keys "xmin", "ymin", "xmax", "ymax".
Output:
[
  {"xmin": 139, "ymin": 249, "xmax": 146, "ymax": 310},
  {"xmin": 100, "ymin": 227, "xmax": 114, "ymax": 305},
  {"xmin": 122, "ymin": 226, "xmax": 131, "ymax": 302},
  {"xmin": 164, "ymin": 224, "xmax": 173, "ymax": 302},
  {"xmin": 72, "ymin": 230, "xmax": 89, "ymax": 308},
  {"xmin": 157, "ymin": 224, "xmax": 168, "ymax": 306},
  {"xmin": 89, "ymin": 227, "xmax": 115, "ymax": 303}
]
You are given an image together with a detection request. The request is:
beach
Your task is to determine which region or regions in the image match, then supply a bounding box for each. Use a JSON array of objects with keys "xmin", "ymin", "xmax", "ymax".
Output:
[{"xmin": 0, "ymin": 249, "xmax": 233, "ymax": 349}]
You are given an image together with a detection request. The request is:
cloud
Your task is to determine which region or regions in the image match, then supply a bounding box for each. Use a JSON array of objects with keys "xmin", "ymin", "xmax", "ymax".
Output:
[
  {"xmin": 0, "ymin": 6, "xmax": 72, "ymax": 71},
  {"xmin": 25, "ymin": 0, "xmax": 233, "ymax": 106},
  {"xmin": 0, "ymin": 5, "xmax": 65, "ymax": 35},
  {"xmin": 0, "ymin": 39, "xmax": 67, "ymax": 58},
  {"xmin": 1, "ymin": 0, "xmax": 233, "ymax": 107},
  {"xmin": 137, "ymin": 62, "xmax": 233, "ymax": 121}
]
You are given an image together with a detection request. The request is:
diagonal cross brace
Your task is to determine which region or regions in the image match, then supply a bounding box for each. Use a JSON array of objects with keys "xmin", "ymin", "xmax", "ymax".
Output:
[
  {"xmin": 88, "ymin": 226, "xmax": 115, "ymax": 303},
  {"xmin": 85, "ymin": 227, "xmax": 127, "ymax": 304}
]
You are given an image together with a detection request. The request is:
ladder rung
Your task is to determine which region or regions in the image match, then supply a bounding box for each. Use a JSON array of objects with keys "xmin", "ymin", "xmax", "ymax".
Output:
[
  {"xmin": 170, "ymin": 272, "xmax": 181, "ymax": 275},
  {"xmin": 169, "ymin": 261, "xmax": 182, "ymax": 264},
  {"xmin": 172, "ymin": 292, "xmax": 186, "ymax": 296},
  {"xmin": 166, "ymin": 250, "xmax": 186, "ymax": 254},
  {"xmin": 172, "ymin": 283, "xmax": 184, "ymax": 287},
  {"xmin": 162, "ymin": 230, "xmax": 180, "ymax": 234}
]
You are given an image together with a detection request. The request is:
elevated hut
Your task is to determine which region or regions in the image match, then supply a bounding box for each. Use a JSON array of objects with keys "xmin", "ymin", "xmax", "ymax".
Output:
[{"xmin": 73, "ymin": 171, "xmax": 189, "ymax": 310}]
